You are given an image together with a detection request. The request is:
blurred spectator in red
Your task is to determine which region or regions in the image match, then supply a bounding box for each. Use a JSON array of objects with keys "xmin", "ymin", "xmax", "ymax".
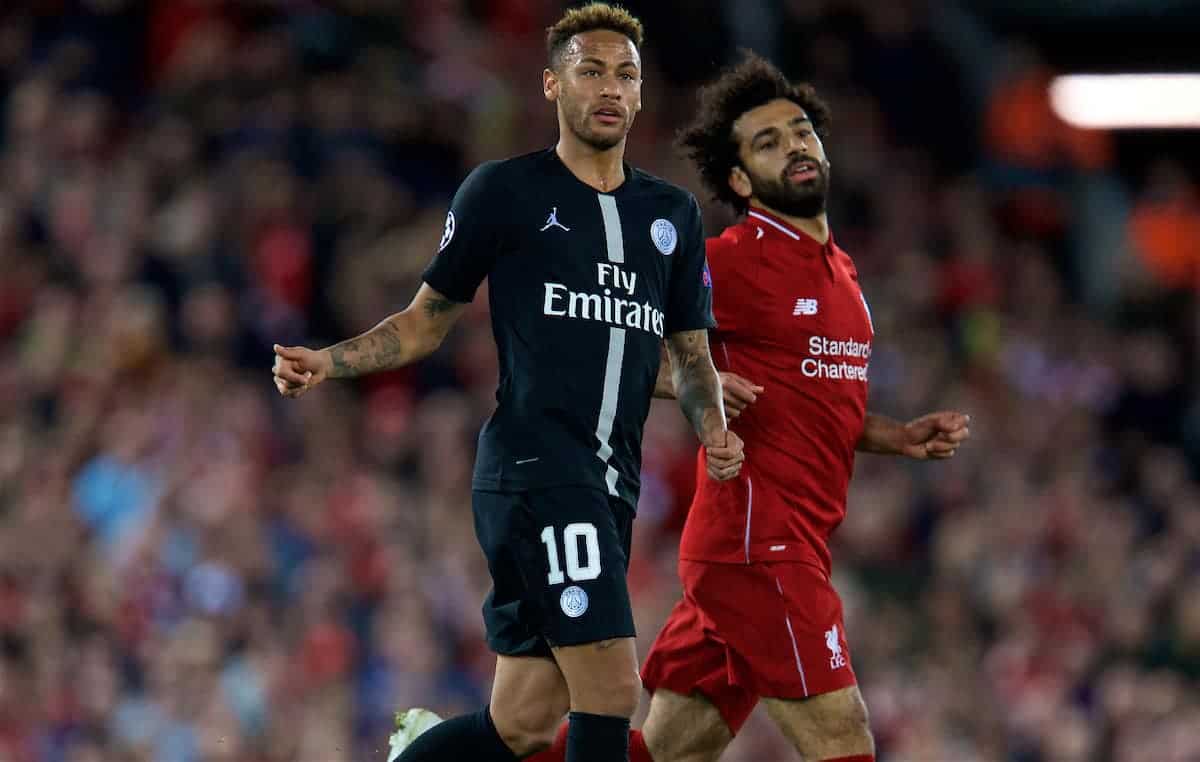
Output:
[
  {"xmin": 1128, "ymin": 160, "xmax": 1200, "ymax": 291},
  {"xmin": 983, "ymin": 42, "xmax": 1113, "ymax": 238}
]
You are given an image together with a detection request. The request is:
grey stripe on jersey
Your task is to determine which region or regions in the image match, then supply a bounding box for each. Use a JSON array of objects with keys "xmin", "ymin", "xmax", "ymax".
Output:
[
  {"xmin": 597, "ymin": 195, "xmax": 625, "ymax": 264},
  {"xmin": 595, "ymin": 194, "xmax": 627, "ymax": 496},
  {"xmin": 595, "ymin": 327, "xmax": 625, "ymax": 495}
]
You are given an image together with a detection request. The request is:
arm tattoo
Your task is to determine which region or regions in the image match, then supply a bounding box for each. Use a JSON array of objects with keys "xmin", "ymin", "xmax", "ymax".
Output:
[
  {"xmin": 653, "ymin": 342, "xmax": 676, "ymax": 399},
  {"xmin": 668, "ymin": 330, "xmax": 724, "ymax": 440},
  {"xmin": 327, "ymin": 319, "xmax": 406, "ymax": 379},
  {"xmin": 423, "ymin": 296, "xmax": 458, "ymax": 317}
]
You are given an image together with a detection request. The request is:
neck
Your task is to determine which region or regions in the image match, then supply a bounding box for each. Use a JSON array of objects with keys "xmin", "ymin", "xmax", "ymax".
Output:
[
  {"xmin": 555, "ymin": 133, "xmax": 626, "ymax": 193},
  {"xmin": 753, "ymin": 203, "xmax": 830, "ymax": 244}
]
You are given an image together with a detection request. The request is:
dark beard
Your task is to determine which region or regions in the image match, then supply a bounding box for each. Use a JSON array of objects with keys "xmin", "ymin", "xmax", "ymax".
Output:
[
  {"xmin": 569, "ymin": 116, "xmax": 624, "ymax": 150},
  {"xmin": 751, "ymin": 165, "xmax": 829, "ymax": 218},
  {"xmin": 561, "ymin": 93, "xmax": 629, "ymax": 150}
]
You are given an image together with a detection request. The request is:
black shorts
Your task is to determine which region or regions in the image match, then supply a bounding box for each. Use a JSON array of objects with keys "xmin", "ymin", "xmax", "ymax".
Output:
[{"xmin": 473, "ymin": 486, "xmax": 636, "ymax": 657}]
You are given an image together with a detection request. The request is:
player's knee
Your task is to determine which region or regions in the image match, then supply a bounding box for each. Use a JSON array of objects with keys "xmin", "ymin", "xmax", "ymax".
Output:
[
  {"xmin": 614, "ymin": 669, "xmax": 644, "ymax": 717},
  {"xmin": 573, "ymin": 667, "xmax": 641, "ymax": 718},
  {"xmin": 492, "ymin": 694, "xmax": 570, "ymax": 755},
  {"xmin": 603, "ymin": 667, "xmax": 642, "ymax": 718}
]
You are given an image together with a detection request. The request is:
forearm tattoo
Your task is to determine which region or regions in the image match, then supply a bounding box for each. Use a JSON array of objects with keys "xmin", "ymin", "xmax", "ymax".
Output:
[
  {"xmin": 422, "ymin": 296, "xmax": 458, "ymax": 317},
  {"xmin": 327, "ymin": 319, "xmax": 405, "ymax": 378},
  {"xmin": 669, "ymin": 330, "xmax": 723, "ymax": 438}
]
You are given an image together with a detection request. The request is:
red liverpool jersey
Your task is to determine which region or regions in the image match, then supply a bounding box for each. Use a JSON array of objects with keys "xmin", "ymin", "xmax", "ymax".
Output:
[{"xmin": 679, "ymin": 207, "xmax": 874, "ymax": 572}]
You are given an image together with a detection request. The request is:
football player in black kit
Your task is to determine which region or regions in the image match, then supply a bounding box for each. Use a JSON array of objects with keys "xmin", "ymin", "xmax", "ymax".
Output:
[{"xmin": 270, "ymin": 5, "xmax": 745, "ymax": 762}]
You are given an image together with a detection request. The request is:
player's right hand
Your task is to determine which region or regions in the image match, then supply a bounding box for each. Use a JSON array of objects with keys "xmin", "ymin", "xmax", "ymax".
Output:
[
  {"xmin": 705, "ymin": 430, "xmax": 745, "ymax": 481},
  {"xmin": 272, "ymin": 344, "xmax": 332, "ymax": 398},
  {"xmin": 719, "ymin": 372, "xmax": 763, "ymax": 419}
]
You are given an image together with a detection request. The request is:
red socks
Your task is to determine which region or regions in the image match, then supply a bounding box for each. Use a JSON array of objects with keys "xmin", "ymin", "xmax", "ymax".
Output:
[
  {"xmin": 525, "ymin": 724, "xmax": 652, "ymax": 762},
  {"xmin": 524, "ymin": 725, "xmax": 867, "ymax": 762},
  {"xmin": 629, "ymin": 730, "xmax": 651, "ymax": 762}
]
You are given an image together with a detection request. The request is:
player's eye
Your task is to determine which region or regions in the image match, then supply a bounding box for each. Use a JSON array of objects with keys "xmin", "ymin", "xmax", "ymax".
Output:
[
  {"xmin": 620, "ymin": 72, "xmax": 635, "ymax": 81},
  {"xmin": 757, "ymin": 139, "xmax": 777, "ymax": 151},
  {"xmin": 582, "ymin": 70, "xmax": 601, "ymax": 77}
]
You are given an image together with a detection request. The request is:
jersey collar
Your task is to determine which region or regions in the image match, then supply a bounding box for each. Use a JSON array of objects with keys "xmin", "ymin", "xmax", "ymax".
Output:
[
  {"xmin": 746, "ymin": 206, "xmax": 834, "ymax": 252},
  {"xmin": 548, "ymin": 147, "xmax": 634, "ymax": 196}
]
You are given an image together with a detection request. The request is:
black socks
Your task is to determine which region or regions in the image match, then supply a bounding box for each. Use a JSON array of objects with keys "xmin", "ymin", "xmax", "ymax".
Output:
[
  {"xmin": 565, "ymin": 712, "xmax": 631, "ymax": 762},
  {"xmin": 393, "ymin": 707, "xmax": 519, "ymax": 762}
]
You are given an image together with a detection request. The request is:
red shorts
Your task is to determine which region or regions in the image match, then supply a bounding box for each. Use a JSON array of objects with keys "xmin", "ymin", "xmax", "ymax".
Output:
[{"xmin": 641, "ymin": 560, "xmax": 857, "ymax": 734}]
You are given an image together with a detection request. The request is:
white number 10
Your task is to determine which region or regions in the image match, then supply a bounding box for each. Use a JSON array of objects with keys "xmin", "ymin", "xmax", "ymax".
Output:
[{"xmin": 540, "ymin": 523, "xmax": 602, "ymax": 584}]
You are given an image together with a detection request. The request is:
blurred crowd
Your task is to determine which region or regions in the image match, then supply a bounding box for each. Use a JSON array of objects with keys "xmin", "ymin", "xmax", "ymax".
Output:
[{"xmin": 0, "ymin": 1, "xmax": 1197, "ymax": 761}]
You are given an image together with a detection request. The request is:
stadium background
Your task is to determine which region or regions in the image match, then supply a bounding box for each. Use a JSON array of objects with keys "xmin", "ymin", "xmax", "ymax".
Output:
[{"xmin": 1, "ymin": 1, "xmax": 1198, "ymax": 760}]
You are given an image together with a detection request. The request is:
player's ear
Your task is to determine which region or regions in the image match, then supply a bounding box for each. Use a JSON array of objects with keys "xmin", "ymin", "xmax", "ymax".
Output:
[
  {"xmin": 729, "ymin": 165, "xmax": 753, "ymax": 201},
  {"xmin": 543, "ymin": 68, "xmax": 559, "ymax": 102}
]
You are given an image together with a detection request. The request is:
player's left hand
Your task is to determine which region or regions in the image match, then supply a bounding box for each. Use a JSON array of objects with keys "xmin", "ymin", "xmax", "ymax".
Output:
[
  {"xmin": 705, "ymin": 430, "xmax": 745, "ymax": 481},
  {"xmin": 719, "ymin": 372, "xmax": 763, "ymax": 419},
  {"xmin": 901, "ymin": 411, "xmax": 970, "ymax": 460}
]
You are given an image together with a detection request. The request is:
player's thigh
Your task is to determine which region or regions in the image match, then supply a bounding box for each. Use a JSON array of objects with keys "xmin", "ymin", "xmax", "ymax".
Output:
[
  {"xmin": 552, "ymin": 636, "xmax": 641, "ymax": 717},
  {"xmin": 473, "ymin": 489, "xmax": 555, "ymax": 658},
  {"xmin": 762, "ymin": 685, "xmax": 873, "ymax": 757},
  {"xmin": 641, "ymin": 591, "xmax": 759, "ymax": 741},
  {"xmin": 533, "ymin": 487, "xmax": 639, "ymax": 715},
  {"xmin": 489, "ymin": 654, "xmax": 571, "ymax": 752},
  {"xmin": 642, "ymin": 689, "xmax": 733, "ymax": 762}
]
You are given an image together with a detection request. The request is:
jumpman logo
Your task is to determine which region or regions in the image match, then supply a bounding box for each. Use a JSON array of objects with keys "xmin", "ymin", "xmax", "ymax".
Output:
[{"xmin": 540, "ymin": 207, "xmax": 571, "ymax": 232}]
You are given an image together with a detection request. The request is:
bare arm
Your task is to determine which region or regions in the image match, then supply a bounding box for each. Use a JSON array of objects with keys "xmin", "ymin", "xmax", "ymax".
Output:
[
  {"xmin": 654, "ymin": 340, "xmax": 764, "ymax": 423},
  {"xmin": 272, "ymin": 284, "xmax": 466, "ymax": 396},
  {"xmin": 665, "ymin": 329, "xmax": 726, "ymax": 445},
  {"xmin": 856, "ymin": 413, "xmax": 906, "ymax": 454},
  {"xmin": 857, "ymin": 411, "xmax": 971, "ymax": 459},
  {"xmin": 653, "ymin": 342, "xmax": 675, "ymax": 399},
  {"xmin": 325, "ymin": 284, "xmax": 465, "ymax": 378}
]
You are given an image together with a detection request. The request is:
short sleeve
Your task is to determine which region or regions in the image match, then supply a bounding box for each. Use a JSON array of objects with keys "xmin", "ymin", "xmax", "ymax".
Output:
[
  {"xmin": 664, "ymin": 195, "xmax": 717, "ymax": 335},
  {"xmin": 704, "ymin": 233, "xmax": 750, "ymax": 334},
  {"xmin": 421, "ymin": 161, "xmax": 508, "ymax": 303}
]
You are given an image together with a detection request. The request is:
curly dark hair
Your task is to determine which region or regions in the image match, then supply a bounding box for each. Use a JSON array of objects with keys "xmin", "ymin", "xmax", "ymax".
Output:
[
  {"xmin": 546, "ymin": 3, "xmax": 645, "ymax": 70},
  {"xmin": 678, "ymin": 53, "xmax": 831, "ymax": 215}
]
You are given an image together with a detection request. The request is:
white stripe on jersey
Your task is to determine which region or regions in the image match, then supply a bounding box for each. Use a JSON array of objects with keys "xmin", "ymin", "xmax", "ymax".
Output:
[{"xmin": 748, "ymin": 210, "xmax": 801, "ymax": 241}]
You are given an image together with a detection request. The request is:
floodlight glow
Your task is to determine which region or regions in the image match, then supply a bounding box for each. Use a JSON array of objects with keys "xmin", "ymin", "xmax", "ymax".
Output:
[{"xmin": 1049, "ymin": 74, "xmax": 1200, "ymax": 129}]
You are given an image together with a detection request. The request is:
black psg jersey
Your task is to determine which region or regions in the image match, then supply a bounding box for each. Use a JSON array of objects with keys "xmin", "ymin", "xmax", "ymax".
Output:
[{"xmin": 423, "ymin": 148, "xmax": 715, "ymax": 509}]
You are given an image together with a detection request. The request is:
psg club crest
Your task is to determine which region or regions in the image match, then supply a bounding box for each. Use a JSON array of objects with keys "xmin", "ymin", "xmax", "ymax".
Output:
[
  {"xmin": 702, "ymin": 263, "xmax": 713, "ymax": 288},
  {"xmin": 439, "ymin": 211, "xmax": 455, "ymax": 252},
  {"xmin": 650, "ymin": 218, "xmax": 678, "ymax": 255},
  {"xmin": 560, "ymin": 585, "xmax": 589, "ymax": 618}
]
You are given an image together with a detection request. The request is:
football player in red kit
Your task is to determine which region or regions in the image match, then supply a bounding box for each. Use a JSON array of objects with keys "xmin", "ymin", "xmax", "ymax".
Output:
[{"xmin": 528, "ymin": 54, "xmax": 971, "ymax": 762}]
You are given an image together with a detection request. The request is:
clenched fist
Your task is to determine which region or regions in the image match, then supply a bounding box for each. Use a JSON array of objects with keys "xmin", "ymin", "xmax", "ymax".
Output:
[
  {"xmin": 272, "ymin": 344, "xmax": 332, "ymax": 398},
  {"xmin": 900, "ymin": 411, "xmax": 970, "ymax": 460},
  {"xmin": 704, "ymin": 429, "xmax": 746, "ymax": 481}
]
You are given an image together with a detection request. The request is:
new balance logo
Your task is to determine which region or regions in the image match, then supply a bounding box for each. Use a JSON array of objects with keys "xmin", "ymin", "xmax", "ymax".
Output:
[
  {"xmin": 826, "ymin": 625, "xmax": 847, "ymax": 670},
  {"xmin": 540, "ymin": 207, "xmax": 570, "ymax": 232},
  {"xmin": 793, "ymin": 298, "xmax": 819, "ymax": 316}
]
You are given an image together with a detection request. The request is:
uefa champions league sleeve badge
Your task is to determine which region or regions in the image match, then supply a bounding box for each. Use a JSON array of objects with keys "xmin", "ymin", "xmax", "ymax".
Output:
[{"xmin": 439, "ymin": 211, "xmax": 455, "ymax": 252}]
